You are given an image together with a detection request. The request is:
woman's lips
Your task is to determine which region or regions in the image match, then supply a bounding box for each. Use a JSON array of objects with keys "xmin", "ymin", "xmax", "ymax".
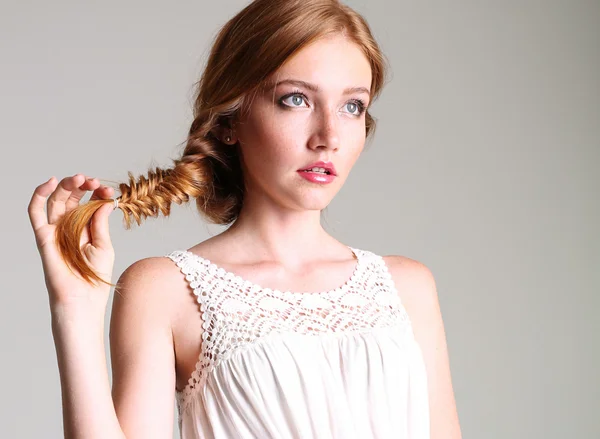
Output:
[{"xmin": 297, "ymin": 170, "xmax": 336, "ymax": 184}]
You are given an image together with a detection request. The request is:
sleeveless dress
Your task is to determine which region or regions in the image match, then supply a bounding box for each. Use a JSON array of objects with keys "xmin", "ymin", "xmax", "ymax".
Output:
[{"xmin": 164, "ymin": 246, "xmax": 430, "ymax": 439}]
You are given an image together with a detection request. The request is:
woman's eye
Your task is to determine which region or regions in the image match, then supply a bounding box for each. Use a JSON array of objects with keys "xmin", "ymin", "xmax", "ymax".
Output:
[
  {"xmin": 345, "ymin": 102, "xmax": 360, "ymax": 115},
  {"xmin": 280, "ymin": 94, "xmax": 308, "ymax": 107},
  {"xmin": 346, "ymin": 101, "xmax": 365, "ymax": 116}
]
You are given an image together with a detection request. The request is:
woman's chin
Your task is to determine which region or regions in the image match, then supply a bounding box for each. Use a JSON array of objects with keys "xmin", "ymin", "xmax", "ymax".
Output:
[{"xmin": 296, "ymin": 197, "xmax": 335, "ymax": 212}]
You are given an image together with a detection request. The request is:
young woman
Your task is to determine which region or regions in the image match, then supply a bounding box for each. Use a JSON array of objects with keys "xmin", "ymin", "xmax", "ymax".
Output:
[{"xmin": 27, "ymin": 0, "xmax": 461, "ymax": 437}]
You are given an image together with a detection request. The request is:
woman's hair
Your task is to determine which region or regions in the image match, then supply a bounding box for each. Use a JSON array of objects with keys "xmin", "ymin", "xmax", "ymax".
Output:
[{"xmin": 55, "ymin": 0, "xmax": 389, "ymax": 288}]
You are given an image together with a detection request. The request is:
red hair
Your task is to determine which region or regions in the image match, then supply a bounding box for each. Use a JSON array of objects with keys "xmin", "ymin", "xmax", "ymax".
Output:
[{"xmin": 55, "ymin": 0, "xmax": 389, "ymax": 288}]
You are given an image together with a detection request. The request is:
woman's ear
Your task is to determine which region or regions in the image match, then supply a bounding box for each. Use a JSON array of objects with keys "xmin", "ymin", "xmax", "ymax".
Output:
[{"xmin": 212, "ymin": 120, "xmax": 237, "ymax": 145}]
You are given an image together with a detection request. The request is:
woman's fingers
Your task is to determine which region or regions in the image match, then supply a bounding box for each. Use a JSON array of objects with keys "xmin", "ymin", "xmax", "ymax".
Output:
[
  {"xmin": 29, "ymin": 175, "xmax": 115, "ymax": 244},
  {"xmin": 46, "ymin": 174, "xmax": 83, "ymax": 224},
  {"xmin": 90, "ymin": 185, "xmax": 114, "ymax": 201},
  {"xmin": 47, "ymin": 174, "xmax": 100, "ymax": 224},
  {"xmin": 89, "ymin": 201, "xmax": 116, "ymax": 251},
  {"xmin": 28, "ymin": 176, "xmax": 58, "ymax": 233},
  {"xmin": 64, "ymin": 176, "xmax": 100, "ymax": 211}
]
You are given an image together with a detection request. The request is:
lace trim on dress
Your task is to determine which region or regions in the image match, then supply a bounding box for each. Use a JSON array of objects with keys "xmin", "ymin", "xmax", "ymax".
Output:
[{"xmin": 165, "ymin": 246, "xmax": 412, "ymax": 415}]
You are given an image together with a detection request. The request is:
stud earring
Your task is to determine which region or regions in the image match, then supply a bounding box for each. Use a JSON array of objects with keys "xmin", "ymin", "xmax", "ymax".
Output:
[{"xmin": 225, "ymin": 135, "xmax": 231, "ymax": 143}]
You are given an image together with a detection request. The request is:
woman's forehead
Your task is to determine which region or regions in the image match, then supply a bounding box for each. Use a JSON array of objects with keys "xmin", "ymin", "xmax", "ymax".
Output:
[{"xmin": 264, "ymin": 40, "xmax": 371, "ymax": 95}]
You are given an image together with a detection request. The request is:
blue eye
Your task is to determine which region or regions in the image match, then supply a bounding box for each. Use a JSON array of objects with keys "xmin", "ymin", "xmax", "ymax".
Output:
[
  {"xmin": 279, "ymin": 93, "xmax": 308, "ymax": 108},
  {"xmin": 346, "ymin": 101, "xmax": 364, "ymax": 115}
]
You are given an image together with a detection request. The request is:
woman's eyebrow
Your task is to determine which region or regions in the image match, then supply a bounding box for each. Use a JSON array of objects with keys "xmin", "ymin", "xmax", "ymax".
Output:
[{"xmin": 267, "ymin": 78, "xmax": 370, "ymax": 96}]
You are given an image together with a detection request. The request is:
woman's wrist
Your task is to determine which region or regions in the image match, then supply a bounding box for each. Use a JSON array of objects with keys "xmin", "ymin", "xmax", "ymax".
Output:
[{"xmin": 50, "ymin": 295, "xmax": 108, "ymax": 328}]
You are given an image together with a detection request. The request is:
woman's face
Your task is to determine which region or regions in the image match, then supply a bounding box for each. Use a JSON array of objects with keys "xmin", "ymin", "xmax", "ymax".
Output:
[{"xmin": 234, "ymin": 34, "xmax": 372, "ymax": 211}]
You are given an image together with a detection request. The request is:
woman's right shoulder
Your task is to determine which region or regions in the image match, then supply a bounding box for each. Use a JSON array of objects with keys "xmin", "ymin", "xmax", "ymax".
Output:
[
  {"xmin": 113, "ymin": 254, "xmax": 193, "ymax": 320},
  {"xmin": 117, "ymin": 254, "xmax": 186, "ymax": 289}
]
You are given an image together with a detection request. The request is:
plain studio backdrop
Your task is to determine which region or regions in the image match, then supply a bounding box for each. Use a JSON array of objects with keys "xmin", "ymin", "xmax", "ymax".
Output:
[{"xmin": 1, "ymin": 0, "xmax": 598, "ymax": 437}]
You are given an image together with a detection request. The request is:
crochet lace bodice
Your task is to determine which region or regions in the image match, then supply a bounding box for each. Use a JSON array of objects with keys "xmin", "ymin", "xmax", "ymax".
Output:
[{"xmin": 165, "ymin": 246, "xmax": 430, "ymax": 438}]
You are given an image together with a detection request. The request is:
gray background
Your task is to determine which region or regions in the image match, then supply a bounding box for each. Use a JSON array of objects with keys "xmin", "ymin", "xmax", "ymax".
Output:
[{"xmin": 2, "ymin": 0, "xmax": 598, "ymax": 437}]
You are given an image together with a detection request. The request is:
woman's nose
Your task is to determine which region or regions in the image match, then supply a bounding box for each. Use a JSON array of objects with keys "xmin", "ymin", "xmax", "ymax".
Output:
[{"xmin": 308, "ymin": 109, "xmax": 341, "ymax": 151}]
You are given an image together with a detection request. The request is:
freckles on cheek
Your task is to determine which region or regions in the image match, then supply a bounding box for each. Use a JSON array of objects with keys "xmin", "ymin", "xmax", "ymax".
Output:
[
  {"xmin": 261, "ymin": 119, "xmax": 298, "ymax": 147},
  {"xmin": 249, "ymin": 109, "xmax": 282, "ymax": 140},
  {"xmin": 245, "ymin": 101, "xmax": 310, "ymax": 148}
]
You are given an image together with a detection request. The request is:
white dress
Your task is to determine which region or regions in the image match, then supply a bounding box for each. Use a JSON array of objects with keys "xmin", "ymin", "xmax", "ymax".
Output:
[{"xmin": 165, "ymin": 246, "xmax": 430, "ymax": 438}]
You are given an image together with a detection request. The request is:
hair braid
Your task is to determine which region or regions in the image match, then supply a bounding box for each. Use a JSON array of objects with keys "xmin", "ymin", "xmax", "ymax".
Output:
[{"xmin": 53, "ymin": 0, "xmax": 388, "ymax": 289}]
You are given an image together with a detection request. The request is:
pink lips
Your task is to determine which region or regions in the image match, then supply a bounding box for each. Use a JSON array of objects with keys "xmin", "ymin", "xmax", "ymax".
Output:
[
  {"xmin": 298, "ymin": 161, "xmax": 337, "ymax": 176},
  {"xmin": 297, "ymin": 160, "xmax": 336, "ymax": 184},
  {"xmin": 297, "ymin": 169, "xmax": 336, "ymax": 184}
]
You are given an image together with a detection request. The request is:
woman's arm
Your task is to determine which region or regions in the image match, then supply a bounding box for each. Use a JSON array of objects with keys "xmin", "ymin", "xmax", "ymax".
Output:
[
  {"xmin": 386, "ymin": 255, "xmax": 463, "ymax": 439},
  {"xmin": 51, "ymin": 305, "xmax": 127, "ymax": 439},
  {"xmin": 51, "ymin": 257, "xmax": 177, "ymax": 439},
  {"xmin": 31, "ymin": 175, "xmax": 177, "ymax": 438}
]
